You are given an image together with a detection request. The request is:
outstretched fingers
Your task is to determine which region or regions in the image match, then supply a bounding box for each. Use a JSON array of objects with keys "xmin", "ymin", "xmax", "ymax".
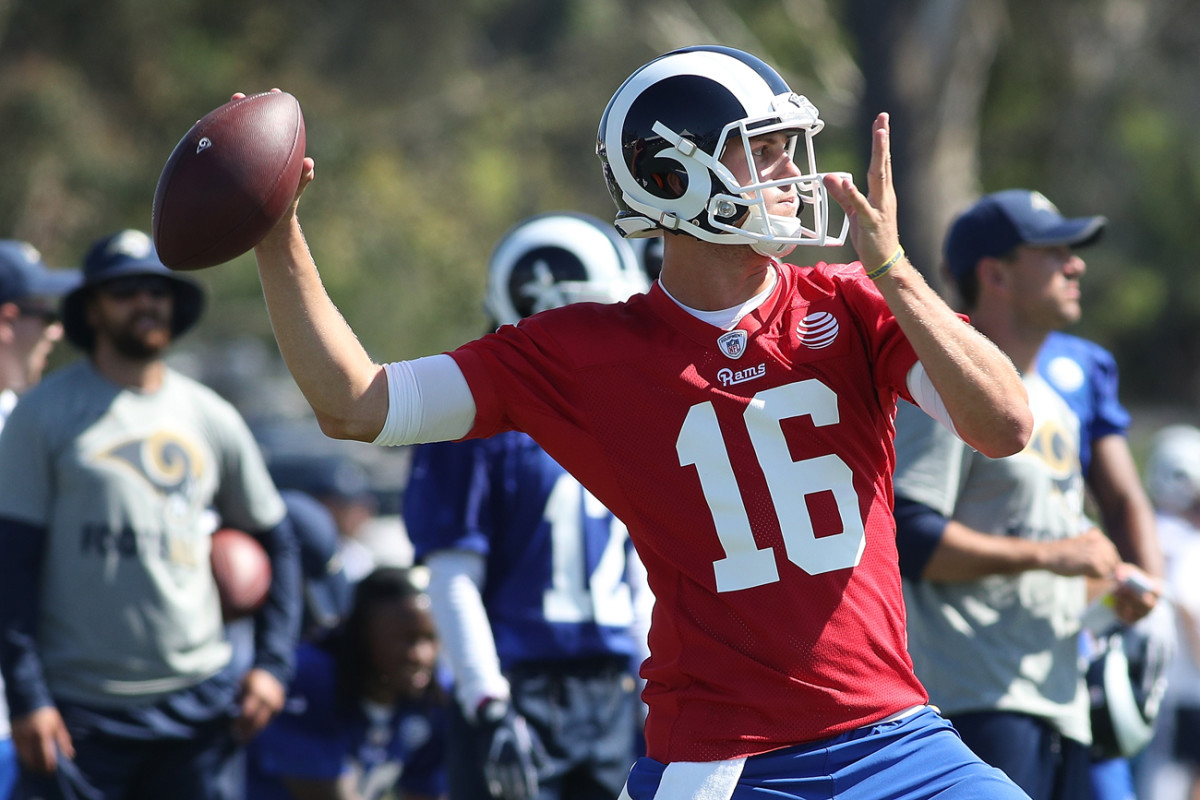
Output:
[
  {"xmin": 866, "ymin": 113, "xmax": 894, "ymax": 209},
  {"xmin": 823, "ymin": 113, "xmax": 901, "ymax": 271},
  {"xmin": 823, "ymin": 172, "xmax": 869, "ymax": 219}
]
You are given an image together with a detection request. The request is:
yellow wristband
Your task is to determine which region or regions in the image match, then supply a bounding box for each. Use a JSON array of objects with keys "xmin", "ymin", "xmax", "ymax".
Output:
[{"xmin": 866, "ymin": 246, "xmax": 904, "ymax": 281}]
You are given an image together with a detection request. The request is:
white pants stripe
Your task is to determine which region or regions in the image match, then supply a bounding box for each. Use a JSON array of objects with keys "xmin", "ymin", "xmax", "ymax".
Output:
[{"xmin": 621, "ymin": 757, "xmax": 746, "ymax": 800}]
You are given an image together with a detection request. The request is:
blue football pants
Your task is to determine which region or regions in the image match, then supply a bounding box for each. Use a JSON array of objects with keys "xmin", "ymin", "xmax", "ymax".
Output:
[{"xmin": 623, "ymin": 706, "xmax": 1030, "ymax": 800}]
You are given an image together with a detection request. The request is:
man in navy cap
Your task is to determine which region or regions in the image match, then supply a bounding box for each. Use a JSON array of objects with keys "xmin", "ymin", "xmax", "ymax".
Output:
[
  {"xmin": 948, "ymin": 193, "xmax": 1166, "ymax": 787},
  {"xmin": 891, "ymin": 190, "xmax": 1160, "ymax": 800},
  {"xmin": 0, "ymin": 241, "xmax": 79, "ymax": 418},
  {"xmin": 0, "ymin": 230, "xmax": 301, "ymax": 800},
  {"xmin": 0, "ymin": 241, "xmax": 79, "ymax": 800}
]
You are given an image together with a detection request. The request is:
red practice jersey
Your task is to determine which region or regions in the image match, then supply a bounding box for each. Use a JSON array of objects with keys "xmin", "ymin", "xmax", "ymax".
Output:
[{"xmin": 450, "ymin": 261, "xmax": 929, "ymax": 763}]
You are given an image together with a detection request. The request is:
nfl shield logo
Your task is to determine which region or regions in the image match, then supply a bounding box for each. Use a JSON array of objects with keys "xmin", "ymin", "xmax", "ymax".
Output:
[{"xmin": 716, "ymin": 330, "xmax": 748, "ymax": 359}]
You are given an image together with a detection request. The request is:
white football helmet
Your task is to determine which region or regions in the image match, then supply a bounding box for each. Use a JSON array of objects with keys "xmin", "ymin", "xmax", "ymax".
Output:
[
  {"xmin": 1145, "ymin": 424, "xmax": 1200, "ymax": 515},
  {"xmin": 1086, "ymin": 611, "xmax": 1173, "ymax": 759},
  {"xmin": 597, "ymin": 45, "xmax": 849, "ymax": 258},
  {"xmin": 484, "ymin": 212, "xmax": 650, "ymax": 327}
]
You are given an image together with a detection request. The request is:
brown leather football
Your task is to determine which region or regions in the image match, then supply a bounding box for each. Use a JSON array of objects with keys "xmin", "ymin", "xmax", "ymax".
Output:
[
  {"xmin": 152, "ymin": 91, "xmax": 305, "ymax": 270},
  {"xmin": 210, "ymin": 527, "xmax": 272, "ymax": 621}
]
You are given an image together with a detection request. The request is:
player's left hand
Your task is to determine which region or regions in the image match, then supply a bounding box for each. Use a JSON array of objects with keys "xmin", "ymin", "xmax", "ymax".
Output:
[
  {"xmin": 477, "ymin": 699, "xmax": 549, "ymax": 800},
  {"xmin": 234, "ymin": 667, "xmax": 286, "ymax": 742},
  {"xmin": 822, "ymin": 112, "xmax": 901, "ymax": 274}
]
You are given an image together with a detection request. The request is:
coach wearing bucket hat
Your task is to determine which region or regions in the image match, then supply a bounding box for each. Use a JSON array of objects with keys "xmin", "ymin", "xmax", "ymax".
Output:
[
  {"xmin": 60, "ymin": 228, "xmax": 204, "ymax": 352},
  {"xmin": 0, "ymin": 230, "xmax": 301, "ymax": 799}
]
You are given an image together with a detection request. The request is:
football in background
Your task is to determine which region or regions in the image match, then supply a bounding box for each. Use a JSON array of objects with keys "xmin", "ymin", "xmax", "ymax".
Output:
[
  {"xmin": 152, "ymin": 91, "xmax": 306, "ymax": 270},
  {"xmin": 210, "ymin": 527, "xmax": 272, "ymax": 621}
]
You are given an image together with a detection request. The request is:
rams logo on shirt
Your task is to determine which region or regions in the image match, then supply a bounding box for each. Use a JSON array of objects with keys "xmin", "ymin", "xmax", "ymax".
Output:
[
  {"xmin": 81, "ymin": 431, "xmax": 210, "ymax": 565},
  {"xmin": 96, "ymin": 432, "xmax": 205, "ymax": 497},
  {"xmin": 93, "ymin": 430, "xmax": 208, "ymax": 530},
  {"xmin": 1023, "ymin": 414, "xmax": 1083, "ymax": 505}
]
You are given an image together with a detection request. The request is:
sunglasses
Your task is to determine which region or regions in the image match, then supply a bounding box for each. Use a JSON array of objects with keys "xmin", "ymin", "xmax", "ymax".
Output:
[
  {"xmin": 99, "ymin": 276, "xmax": 173, "ymax": 300},
  {"xmin": 15, "ymin": 303, "xmax": 60, "ymax": 324}
]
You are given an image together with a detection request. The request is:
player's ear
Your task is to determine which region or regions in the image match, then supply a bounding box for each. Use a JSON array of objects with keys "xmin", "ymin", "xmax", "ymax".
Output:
[
  {"xmin": 0, "ymin": 302, "xmax": 18, "ymax": 340},
  {"xmin": 976, "ymin": 256, "xmax": 1010, "ymax": 294}
]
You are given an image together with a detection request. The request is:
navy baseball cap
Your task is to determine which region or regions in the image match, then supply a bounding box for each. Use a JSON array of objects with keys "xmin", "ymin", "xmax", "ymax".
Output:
[
  {"xmin": 945, "ymin": 189, "xmax": 1107, "ymax": 280},
  {"xmin": 0, "ymin": 240, "xmax": 81, "ymax": 309},
  {"xmin": 62, "ymin": 229, "xmax": 205, "ymax": 351}
]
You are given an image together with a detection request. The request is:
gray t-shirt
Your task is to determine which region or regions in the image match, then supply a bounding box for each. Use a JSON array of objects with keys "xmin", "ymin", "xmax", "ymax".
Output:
[
  {"xmin": 0, "ymin": 362, "xmax": 284, "ymax": 707},
  {"xmin": 893, "ymin": 373, "xmax": 1091, "ymax": 743}
]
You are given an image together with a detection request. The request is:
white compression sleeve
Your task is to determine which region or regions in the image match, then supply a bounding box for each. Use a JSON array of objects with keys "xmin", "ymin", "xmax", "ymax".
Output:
[
  {"xmin": 906, "ymin": 361, "xmax": 960, "ymax": 437},
  {"xmin": 424, "ymin": 549, "xmax": 510, "ymax": 719},
  {"xmin": 371, "ymin": 355, "xmax": 476, "ymax": 446}
]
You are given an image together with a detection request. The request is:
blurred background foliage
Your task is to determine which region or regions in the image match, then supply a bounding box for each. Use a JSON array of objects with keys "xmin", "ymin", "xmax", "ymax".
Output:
[{"xmin": 2, "ymin": 0, "xmax": 1199, "ymax": 446}]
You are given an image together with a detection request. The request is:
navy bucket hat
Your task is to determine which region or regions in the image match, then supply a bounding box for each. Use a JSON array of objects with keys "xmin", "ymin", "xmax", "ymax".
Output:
[
  {"xmin": 62, "ymin": 229, "xmax": 205, "ymax": 351},
  {"xmin": 945, "ymin": 189, "xmax": 1107, "ymax": 281}
]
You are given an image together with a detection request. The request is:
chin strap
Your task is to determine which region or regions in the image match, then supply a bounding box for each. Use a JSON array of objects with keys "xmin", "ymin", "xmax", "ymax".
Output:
[{"xmin": 744, "ymin": 206, "xmax": 801, "ymax": 257}]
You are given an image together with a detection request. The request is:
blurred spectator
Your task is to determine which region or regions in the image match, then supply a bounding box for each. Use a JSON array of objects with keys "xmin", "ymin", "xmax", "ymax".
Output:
[
  {"xmin": 245, "ymin": 566, "xmax": 447, "ymax": 800},
  {"xmin": 1134, "ymin": 425, "xmax": 1200, "ymax": 800},
  {"xmin": 0, "ymin": 241, "xmax": 79, "ymax": 800},
  {"xmin": 269, "ymin": 454, "xmax": 403, "ymax": 581},
  {"xmin": 1034, "ymin": 234, "xmax": 1163, "ymax": 797},
  {"xmin": 282, "ymin": 490, "xmax": 355, "ymax": 643},
  {"xmin": 0, "ymin": 230, "xmax": 300, "ymax": 800},
  {"xmin": 894, "ymin": 190, "xmax": 1154, "ymax": 800}
]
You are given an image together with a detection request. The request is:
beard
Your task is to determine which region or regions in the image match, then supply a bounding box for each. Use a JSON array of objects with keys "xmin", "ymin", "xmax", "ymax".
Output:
[{"xmin": 104, "ymin": 313, "xmax": 173, "ymax": 360}]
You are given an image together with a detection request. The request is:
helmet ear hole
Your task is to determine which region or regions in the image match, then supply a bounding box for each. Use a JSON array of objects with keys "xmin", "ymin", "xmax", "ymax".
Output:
[
  {"xmin": 644, "ymin": 165, "xmax": 687, "ymax": 200},
  {"xmin": 643, "ymin": 155, "xmax": 691, "ymax": 200}
]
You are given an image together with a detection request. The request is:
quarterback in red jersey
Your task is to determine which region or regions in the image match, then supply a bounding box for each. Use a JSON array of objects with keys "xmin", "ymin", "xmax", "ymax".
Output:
[
  {"xmin": 250, "ymin": 46, "xmax": 1035, "ymax": 800},
  {"xmin": 455, "ymin": 260, "xmax": 927, "ymax": 762}
]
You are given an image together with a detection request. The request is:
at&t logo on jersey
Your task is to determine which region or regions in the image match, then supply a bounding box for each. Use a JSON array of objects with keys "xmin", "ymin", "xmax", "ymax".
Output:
[
  {"xmin": 797, "ymin": 311, "xmax": 839, "ymax": 349},
  {"xmin": 718, "ymin": 363, "xmax": 766, "ymax": 387}
]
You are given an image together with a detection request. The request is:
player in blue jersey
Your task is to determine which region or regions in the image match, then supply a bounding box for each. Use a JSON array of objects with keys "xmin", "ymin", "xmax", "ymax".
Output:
[
  {"xmin": 1036, "ymin": 259, "xmax": 1165, "ymax": 800},
  {"xmin": 1038, "ymin": 331, "xmax": 1161, "ymax": 576},
  {"xmin": 246, "ymin": 566, "xmax": 447, "ymax": 800},
  {"xmin": 403, "ymin": 212, "xmax": 653, "ymax": 800}
]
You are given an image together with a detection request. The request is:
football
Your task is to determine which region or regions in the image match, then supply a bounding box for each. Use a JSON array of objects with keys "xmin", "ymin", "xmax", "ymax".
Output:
[
  {"xmin": 210, "ymin": 527, "xmax": 272, "ymax": 621},
  {"xmin": 152, "ymin": 91, "xmax": 306, "ymax": 270}
]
